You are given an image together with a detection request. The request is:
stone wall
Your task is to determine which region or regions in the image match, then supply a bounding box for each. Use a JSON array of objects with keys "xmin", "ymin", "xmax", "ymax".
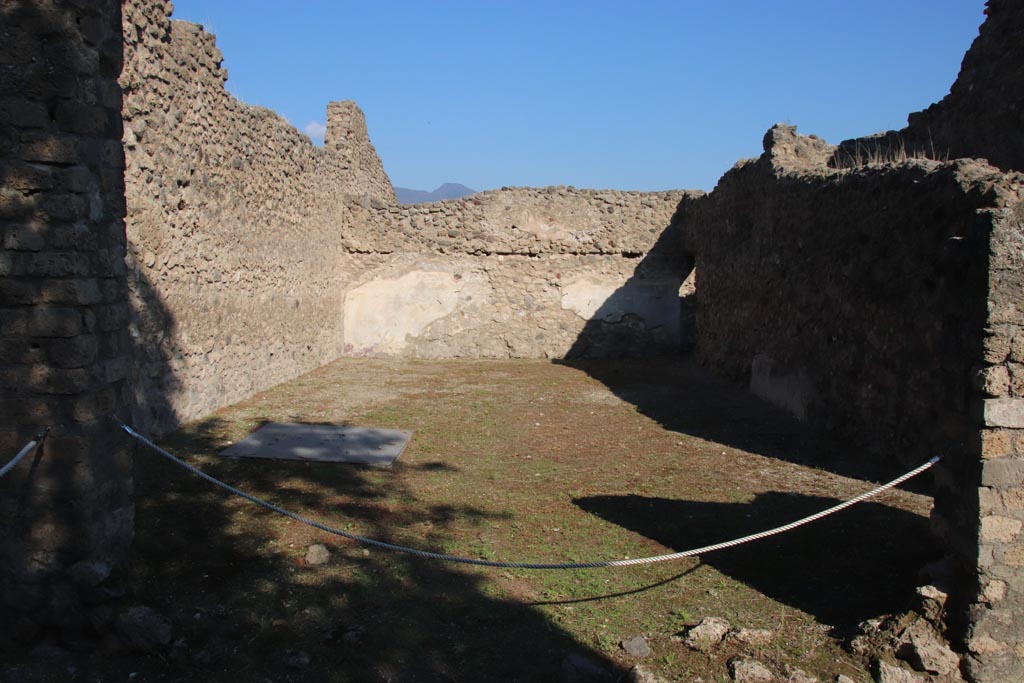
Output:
[
  {"xmin": 0, "ymin": 0, "xmax": 133, "ymax": 636},
  {"xmin": 969, "ymin": 197, "xmax": 1024, "ymax": 681},
  {"xmin": 678, "ymin": 123, "xmax": 1024, "ymax": 681},
  {"xmin": 120, "ymin": 0, "xmax": 395, "ymax": 432},
  {"xmin": 339, "ymin": 186, "xmax": 694, "ymax": 359},
  {"xmin": 833, "ymin": 0, "xmax": 1024, "ymax": 174}
]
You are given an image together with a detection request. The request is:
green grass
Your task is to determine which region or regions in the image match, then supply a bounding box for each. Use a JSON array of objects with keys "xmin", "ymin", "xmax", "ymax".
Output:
[{"xmin": 2, "ymin": 358, "xmax": 937, "ymax": 682}]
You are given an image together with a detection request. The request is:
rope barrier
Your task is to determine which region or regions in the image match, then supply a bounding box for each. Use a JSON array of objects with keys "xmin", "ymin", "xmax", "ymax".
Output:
[
  {"xmin": 120, "ymin": 421, "xmax": 940, "ymax": 570},
  {"xmin": 0, "ymin": 439, "xmax": 41, "ymax": 481}
]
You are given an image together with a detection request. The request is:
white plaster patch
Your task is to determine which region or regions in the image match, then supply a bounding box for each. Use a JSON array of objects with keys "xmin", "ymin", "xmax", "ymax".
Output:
[
  {"xmin": 560, "ymin": 277, "xmax": 682, "ymax": 335},
  {"xmin": 750, "ymin": 354, "xmax": 817, "ymax": 421},
  {"xmin": 343, "ymin": 270, "xmax": 489, "ymax": 354}
]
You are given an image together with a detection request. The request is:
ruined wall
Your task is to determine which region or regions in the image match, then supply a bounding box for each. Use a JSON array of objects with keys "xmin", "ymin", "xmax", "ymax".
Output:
[
  {"xmin": 969, "ymin": 199, "xmax": 1024, "ymax": 681},
  {"xmin": 680, "ymin": 124, "xmax": 1024, "ymax": 681},
  {"xmin": 0, "ymin": 0, "xmax": 133, "ymax": 634},
  {"xmin": 326, "ymin": 101, "xmax": 396, "ymax": 205},
  {"xmin": 834, "ymin": 0, "xmax": 1024, "ymax": 174},
  {"xmin": 339, "ymin": 187, "xmax": 694, "ymax": 359},
  {"xmin": 120, "ymin": 0, "xmax": 395, "ymax": 432}
]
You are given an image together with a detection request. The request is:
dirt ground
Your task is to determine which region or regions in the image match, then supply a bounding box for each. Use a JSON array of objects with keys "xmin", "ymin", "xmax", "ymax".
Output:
[{"xmin": 4, "ymin": 358, "xmax": 938, "ymax": 682}]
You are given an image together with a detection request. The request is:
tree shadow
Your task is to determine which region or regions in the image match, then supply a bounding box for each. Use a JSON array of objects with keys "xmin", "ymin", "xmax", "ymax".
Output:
[{"xmin": 575, "ymin": 491, "xmax": 940, "ymax": 636}]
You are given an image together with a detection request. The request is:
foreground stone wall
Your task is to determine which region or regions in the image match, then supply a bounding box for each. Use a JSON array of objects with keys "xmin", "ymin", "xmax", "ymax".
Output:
[
  {"xmin": 339, "ymin": 187, "xmax": 694, "ymax": 359},
  {"xmin": 969, "ymin": 198, "xmax": 1024, "ymax": 681},
  {"xmin": 0, "ymin": 0, "xmax": 133, "ymax": 636},
  {"xmin": 834, "ymin": 0, "xmax": 1024, "ymax": 174},
  {"xmin": 120, "ymin": 0, "xmax": 395, "ymax": 432},
  {"xmin": 679, "ymin": 124, "xmax": 1024, "ymax": 681}
]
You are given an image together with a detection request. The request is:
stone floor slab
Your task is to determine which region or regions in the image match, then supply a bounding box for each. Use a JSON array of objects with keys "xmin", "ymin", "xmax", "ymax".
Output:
[{"xmin": 220, "ymin": 422, "xmax": 412, "ymax": 466}]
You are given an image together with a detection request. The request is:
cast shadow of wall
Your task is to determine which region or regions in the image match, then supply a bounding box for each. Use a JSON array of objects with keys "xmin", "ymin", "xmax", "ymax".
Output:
[
  {"xmin": 575, "ymin": 490, "xmax": 940, "ymax": 634},
  {"xmin": 112, "ymin": 414, "xmax": 626, "ymax": 682},
  {"xmin": 561, "ymin": 200, "xmax": 896, "ymax": 484},
  {"xmin": 565, "ymin": 210, "xmax": 695, "ymax": 360}
]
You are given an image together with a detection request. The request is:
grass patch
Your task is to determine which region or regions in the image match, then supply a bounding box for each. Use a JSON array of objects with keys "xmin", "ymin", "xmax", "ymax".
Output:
[{"xmin": 5, "ymin": 358, "xmax": 936, "ymax": 682}]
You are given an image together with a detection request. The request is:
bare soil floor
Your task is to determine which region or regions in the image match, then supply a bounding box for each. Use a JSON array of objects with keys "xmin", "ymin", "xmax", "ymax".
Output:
[{"xmin": 6, "ymin": 358, "xmax": 938, "ymax": 682}]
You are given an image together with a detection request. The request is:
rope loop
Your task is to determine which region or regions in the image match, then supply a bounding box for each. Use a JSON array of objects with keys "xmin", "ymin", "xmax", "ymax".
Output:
[{"xmin": 120, "ymin": 421, "xmax": 939, "ymax": 570}]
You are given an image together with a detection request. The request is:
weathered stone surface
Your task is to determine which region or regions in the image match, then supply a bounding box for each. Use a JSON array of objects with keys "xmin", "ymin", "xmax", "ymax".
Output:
[
  {"xmin": 304, "ymin": 544, "xmax": 331, "ymax": 566},
  {"xmin": 730, "ymin": 657, "xmax": 774, "ymax": 683},
  {"xmin": 627, "ymin": 665, "xmax": 666, "ymax": 683},
  {"xmin": 728, "ymin": 628, "xmax": 775, "ymax": 648},
  {"xmin": 683, "ymin": 617, "xmax": 731, "ymax": 652},
  {"xmin": 1, "ymin": 0, "xmax": 133, "ymax": 638},
  {"xmin": 619, "ymin": 635, "xmax": 651, "ymax": 658},
  {"xmin": 980, "ymin": 515, "xmax": 1023, "ymax": 543},
  {"xmin": 782, "ymin": 667, "xmax": 817, "ymax": 683},
  {"xmin": 896, "ymin": 621, "xmax": 961, "ymax": 675},
  {"xmin": 982, "ymin": 399, "xmax": 1024, "ymax": 428},
  {"xmin": 872, "ymin": 660, "xmax": 924, "ymax": 683},
  {"xmin": 561, "ymin": 653, "xmax": 614, "ymax": 682}
]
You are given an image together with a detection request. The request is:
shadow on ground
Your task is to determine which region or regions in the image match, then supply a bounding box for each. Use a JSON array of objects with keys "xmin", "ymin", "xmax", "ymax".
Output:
[
  {"xmin": 575, "ymin": 490, "xmax": 940, "ymax": 634},
  {"xmin": 106, "ymin": 416, "xmax": 621, "ymax": 683},
  {"xmin": 562, "ymin": 357, "xmax": 935, "ymax": 491}
]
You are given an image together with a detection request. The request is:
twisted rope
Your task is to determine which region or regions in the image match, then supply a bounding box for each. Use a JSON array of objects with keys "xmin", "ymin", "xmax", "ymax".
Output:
[
  {"xmin": 0, "ymin": 440, "xmax": 40, "ymax": 480},
  {"xmin": 120, "ymin": 422, "xmax": 939, "ymax": 570}
]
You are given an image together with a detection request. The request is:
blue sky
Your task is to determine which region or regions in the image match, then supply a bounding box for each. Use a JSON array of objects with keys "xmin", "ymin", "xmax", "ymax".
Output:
[{"xmin": 170, "ymin": 1, "xmax": 986, "ymax": 193}]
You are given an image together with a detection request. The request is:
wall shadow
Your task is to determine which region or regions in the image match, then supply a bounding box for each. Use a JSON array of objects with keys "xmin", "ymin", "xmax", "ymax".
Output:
[
  {"xmin": 566, "ymin": 207, "xmax": 695, "ymax": 359},
  {"xmin": 93, "ymin": 415, "xmax": 622, "ymax": 682},
  {"xmin": 575, "ymin": 491, "xmax": 940, "ymax": 635}
]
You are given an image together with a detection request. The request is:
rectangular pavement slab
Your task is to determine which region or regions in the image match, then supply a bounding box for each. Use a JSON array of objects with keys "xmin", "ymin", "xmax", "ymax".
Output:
[{"xmin": 220, "ymin": 422, "xmax": 412, "ymax": 467}]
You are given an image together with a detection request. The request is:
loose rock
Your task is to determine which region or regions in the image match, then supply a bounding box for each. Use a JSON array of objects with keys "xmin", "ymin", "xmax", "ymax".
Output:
[
  {"xmin": 684, "ymin": 617, "xmax": 732, "ymax": 652},
  {"xmin": 896, "ymin": 621, "xmax": 960, "ymax": 675},
  {"xmin": 305, "ymin": 543, "xmax": 331, "ymax": 565},
  {"xmin": 729, "ymin": 628, "xmax": 775, "ymax": 647},
  {"xmin": 561, "ymin": 653, "xmax": 614, "ymax": 682},
  {"xmin": 730, "ymin": 657, "xmax": 774, "ymax": 683},
  {"xmin": 620, "ymin": 635, "xmax": 652, "ymax": 658},
  {"xmin": 783, "ymin": 665, "xmax": 817, "ymax": 683},
  {"xmin": 628, "ymin": 665, "xmax": 667, "ymax": 683},
  {"xmin": 115, "ymin": 606, "xmax": 172, "ymax": 653},
  {"xmin": 873, "ymin": 660, "xmax": 924, "ymax": 683}
]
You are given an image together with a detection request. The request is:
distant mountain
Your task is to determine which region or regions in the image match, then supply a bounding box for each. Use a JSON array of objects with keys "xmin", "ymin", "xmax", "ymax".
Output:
[{"xmin": 394, "ymin": 183, "xmax": 477, "ymax": 205}]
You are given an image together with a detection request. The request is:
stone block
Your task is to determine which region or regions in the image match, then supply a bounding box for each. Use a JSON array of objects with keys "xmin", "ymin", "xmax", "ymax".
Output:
[
  {"xmin": 47, "ymin": 334, "xmax": 99, "ymax": 368},
  {"xmin": 1003, "ymin": 487, "xmax": 1024, "ymax": 511},
  {"xmin": 975, "ymin": 365, "xmax": 1012, "ymax": 397},
  {"xmin": 0, "ymin": 278, "xmax": 40, "ymax": 305},
  {"xmin": 979, "ymin": 487, "xmax": 1004, "ymax": 514},
  {"xmin": 982, "ymin": 459, "xmax": 1024, "ymax": 488},
  {"xmin": 1, "ymin": 160, "xmax": 56, "ymax": 191},
  {"xmin": 38, "ymin": 193, "xmax": 86, "ymax": 221},
  {"xmin": 1009, "ymin": 364, "xmax": 1024, "ymax": 397},
  {"xmin": 38, "ymin": 279, "xmax": 104, "ymax": 305},
  {"xmin": 1010, "ymin": 331, "xmax": 1024, "ymax": 363},
  {"xmin": 0, "ymin": 96, "xmax": 48, "ymax": 128},
  {"xmin": 982, "ymin": 398, "xmax": 1024, "ymax": 428},
  {"xmin": 54, "ymin": 101, "xmax": 108, "ymax": 135},
  {"xmin": 980, "ymin": 515, "xmax": 1023, "ymax": 543},
  {"xmin": 1003, "ymin": 545, "xmax": 1024, "ymax": 568},
  {"xmin": 976, "ymin": 429, "xmax": 1014, "ymax": 459},
  {"xmin": 27, "ymin": 251, "xmax": 92, "ymax": 277},
  {"xmin": 70, "ymin": 388, "xmax": 117, "ymax": 423},
  {"xmin": 27, "ymin": 307, "xmax": 83, "ymax": 338},
  {"xmin": 0, "ymin": 186, "xmax": 32, "ymax": 219},
  {"xmin": 19, "ymin": 133, "xmax": 80, "ymax": 164}
]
